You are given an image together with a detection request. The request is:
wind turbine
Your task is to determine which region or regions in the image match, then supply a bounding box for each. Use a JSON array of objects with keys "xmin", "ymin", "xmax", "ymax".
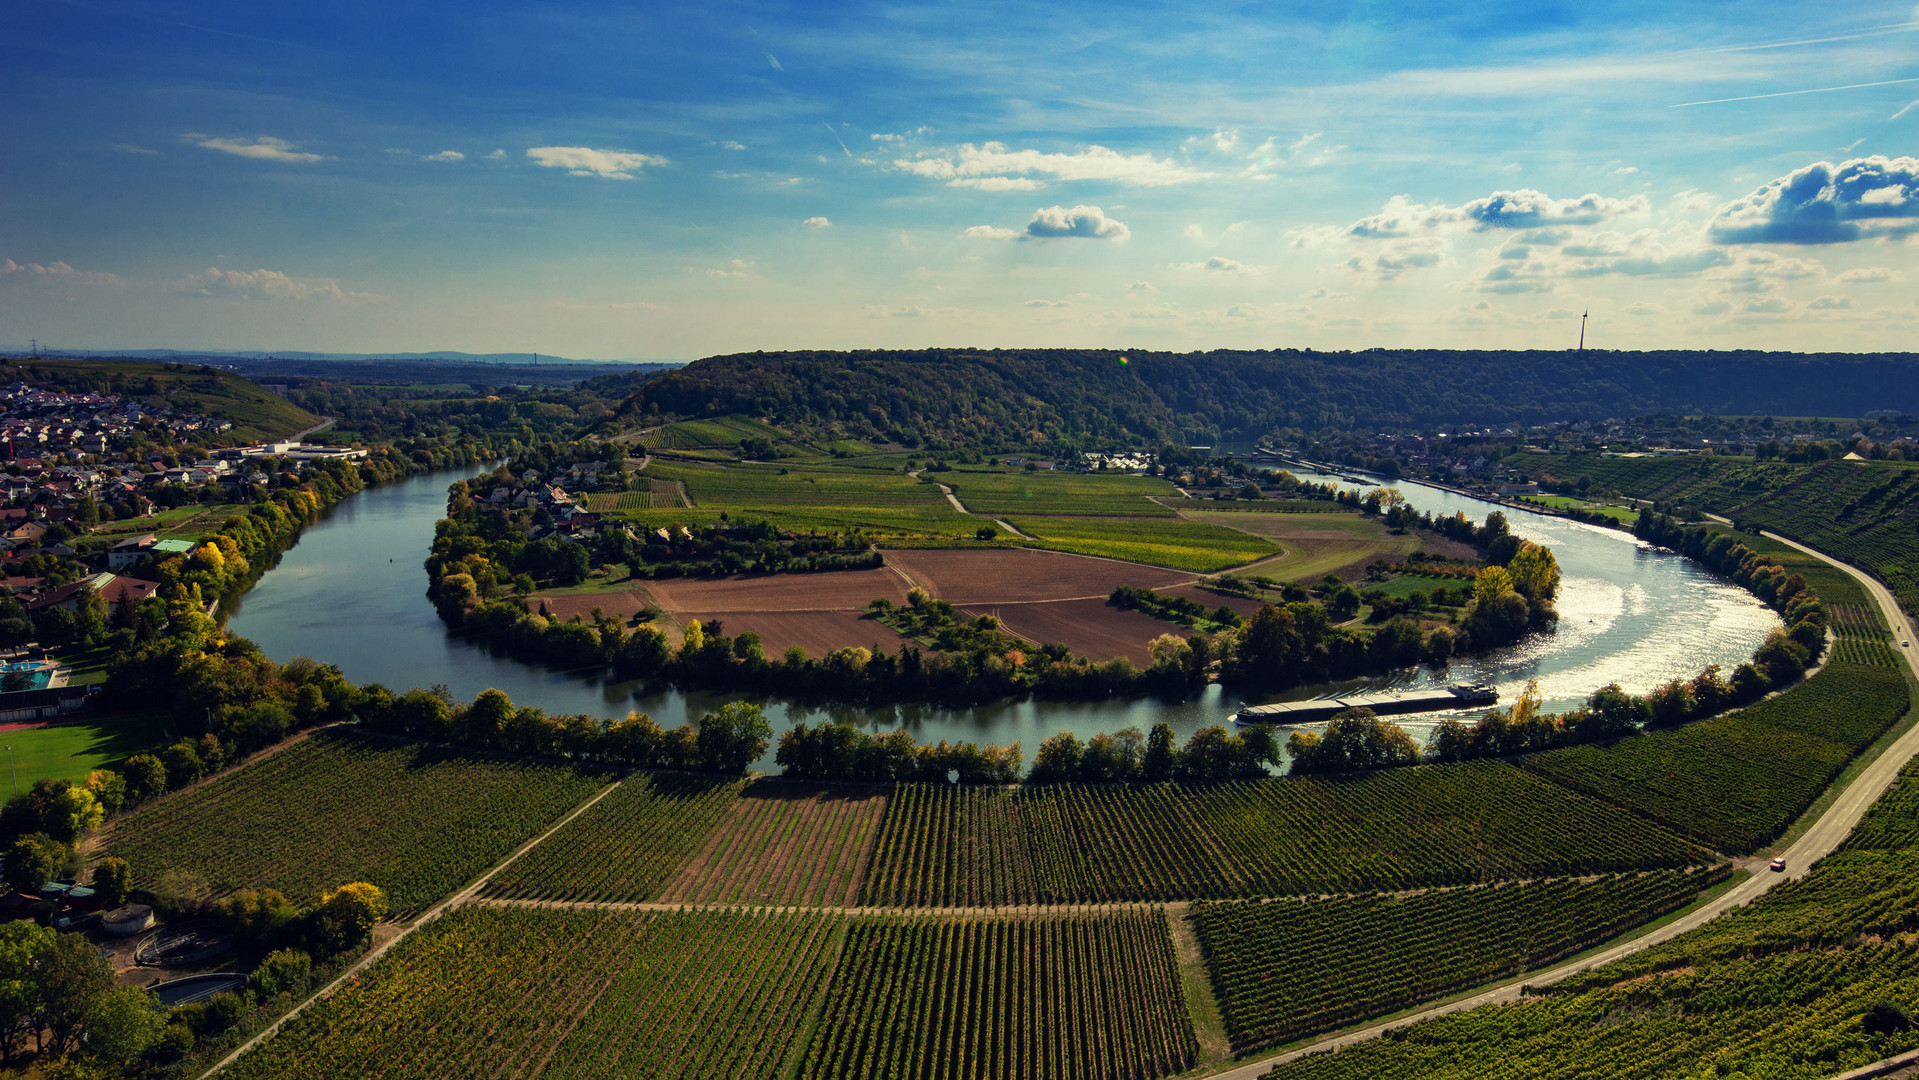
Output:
[{"xmin": 1578, "ymin": 309, "xmax": 1589, "ymax": 352}]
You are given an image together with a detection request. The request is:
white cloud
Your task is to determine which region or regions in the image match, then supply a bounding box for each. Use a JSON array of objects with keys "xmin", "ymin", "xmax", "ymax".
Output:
[
  {"xmin": 1809, "ymin": 295, "xmax": 1855, "ymax": 310},
  {"xmin": 802, "ymin": 217, "xmax": 832, "ymax": 228},
  {"xmin": 1, "ymin": 259, "xmax": 119, "ymax": 285},
  {"xmin": 1711, "ymin": 155, "xmax": 1919, "ymax": 244},
  {"xmin": 1350, "ymin": 190, "xmax": 1648, "ymax": 237},
  {"xmin": 527, "ymin": 146, "xmax": 667, "ymax": 179},
  {"xmin": 699, "ymin": 259, "xmax": 758, "ymax": 279},
  {"xmin": 184, "ymin": 135, "xmax": 326, "ymax": 163},
  {"xmin": 1694, "ymin": 300, "xmax": 1732, "ymax": 315},
  {"xmin": 1022, "ymin": 299, "xmax": 1072, "ymax": 307},
  {"xmin": 1183, "ymin": 224, "xmax": 1205, "ymax": 240},
  {"xmin": 113, "ymin": 143, "xmax": 158, "ymax": 156},
  {"xmin": 1306, "ymin": 288, "xmax": 1350, "ymax": 300},
  {"xmin": 182, "ymin": 267, "xmax": 374, "ymax": 301},
  {"xmin": 960, "ymin": 225, "xmax": 1020, "ymax": 240},
  {"xmin": 1172, "ymin": 256, "xmax": 1252, "ymax": 273},
  {"xmin": 894, "ymin": 141, "xmax": 1204, "ymax": 187},
  {"xmin": 1836, "ymin": 266, "xmax": 1903, "ymax": 283},
  {"xmin": 1126, "ymin": 280, "xmax": 1158, "ymax": 293},
  {"xmin": 720, "ymin": 141, "xmax": 747, "ymax": 151},
  {"xmin": 421, "ymin": 150, "xmax": 464, "ymax": 162},
  {"xmin": 948, "ymin": 176, "xmax": 1044, "ymax": 191},
  {"xmin": 1743, "ymin": 296, "xmax": 1792, "ymax": 314},
  {"xmin": 1346, "ymin": 238, "xmax": 1445, "ymax": 277},
  {"xmin": 1022, "ymin": 205, "xmax": 1130, "ymax": 241},
  {"xmin": 1629, "ymin": 302, "xmax": 1665, "ymax": 316},
  {"xmin": 486, "ymin": 149, "xmax": 507, "ymax": 160}
]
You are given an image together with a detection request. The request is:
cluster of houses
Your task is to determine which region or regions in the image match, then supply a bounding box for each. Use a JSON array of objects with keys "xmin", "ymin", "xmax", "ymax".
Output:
[
  {"xmin": 0, "ymin": 381, "xmax": 231, "ymax": 459},
  {"xmin": 481, "ymin": 462, "xmax": 612, "ymax": 541}
]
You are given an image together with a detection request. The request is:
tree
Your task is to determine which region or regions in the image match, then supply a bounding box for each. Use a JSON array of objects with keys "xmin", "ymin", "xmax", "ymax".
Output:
[
  {"xmin": 34, "ymin": 931, "xmax": 117, "ymax": 1057},
  {"xmin": 248, "ymin": 948, "xmax": 313, "ymax": 1001},
  {"xmin": 216, "ymin": 888, "xmax": 298, "ymax": 944},
  {"xmin": 77, "ymin": 985, "xmax": 166, "ymax": 1069},
  {"xmin": 122, "ymin": 755, "xmax": 167, "ymax": 804},
  {"xmin": 1027, "ymin": 731, "xmax": 1086, "ymax": 783},
  {"xmin": 83, "ymin": 770, "xmax": 125, "ymax": 815},
  {"xmin": 696, "ymin": 701, "xmax": 772, "ymax": 774},
  {"xmin": 90, "ymin": 859, "xmax": 131, "ymax": 908},
  {"xmin": 3, "ymin": 833, "xmax": 66, "ymax": 894},
  {"xmin": 1506, "ymin": 542, "xmax": 1562, "ymax": 603},
  {"xmin": 315, "ymin": 882, "xmax": 388, "ymax": 953},
  {"xmin": 43, "ymin": 786, "xmax": 103, "ymax": 844},
  {"xmin": 0, "ymin": 921, "xmax": 54, "ymax": 1066},
  {"xmin": 160, "ymin": 738, "xmax": 205, "ymax": 789},
  {"xmin": 975, "ymin": 525, "xmax": 998, "ymax": 541},
  {"xmin": 1142, "ymin": 723, "xmax": 1178, "ymax": 781}
]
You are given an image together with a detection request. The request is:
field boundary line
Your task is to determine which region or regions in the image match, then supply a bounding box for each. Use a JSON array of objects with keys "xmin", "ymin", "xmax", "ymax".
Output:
[
  {"xmin": 197, "ymin": 776, "xmax": 628, "ymax": 1079},
  {"xmin": 1192, "ymin": 532, "xmax": 1919, "ymax": 1080}
]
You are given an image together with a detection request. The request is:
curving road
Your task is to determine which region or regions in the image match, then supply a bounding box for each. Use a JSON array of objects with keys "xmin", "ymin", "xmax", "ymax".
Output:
[{"xmin": 1201, "ymin": 532, "xmax": 1919, "ymax": 1080}]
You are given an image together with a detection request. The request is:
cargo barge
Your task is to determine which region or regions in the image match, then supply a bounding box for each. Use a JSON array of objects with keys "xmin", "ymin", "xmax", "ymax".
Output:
[{"xmin": 1234, "ymin": 684, "xmax": 1497, "ymax": 725}]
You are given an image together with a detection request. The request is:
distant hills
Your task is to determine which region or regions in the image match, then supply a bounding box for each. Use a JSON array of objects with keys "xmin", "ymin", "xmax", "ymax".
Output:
[
  {"xmin": 621, "ymin": 348, "xmax": 1919, "ymax": 447},
  {"xmin": 5, "ymin": 348, "xmax": 681, "ymax": 366}
]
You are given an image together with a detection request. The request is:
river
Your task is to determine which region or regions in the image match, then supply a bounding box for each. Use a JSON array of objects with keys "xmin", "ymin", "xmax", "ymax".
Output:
[{"xmin": 226, "ymin": 467, "xmax": 1779, "ymax": 769}]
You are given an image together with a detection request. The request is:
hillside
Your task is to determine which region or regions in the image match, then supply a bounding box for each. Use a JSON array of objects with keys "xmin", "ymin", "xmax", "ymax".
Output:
[
  {"xmin": 615, "ymin": 349, "xmax": 1919, "ymax": 449},
  {"xmin": 0, "ymin": 358, "xmax": 322, "ymax": 441}
]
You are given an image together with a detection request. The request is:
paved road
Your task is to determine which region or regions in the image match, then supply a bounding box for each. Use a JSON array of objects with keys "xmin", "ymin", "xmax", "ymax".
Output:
[
  {"xmin": 907, "ymin": 469, "xmax": 1029, "ymax": 536},
  {"xmin": 286, "ymin": 416, "xmax": 334, "ymax": 441},
  {"xmin": 1200, "ymin": 535, "xmax": 1919, "ymax": 1080}
]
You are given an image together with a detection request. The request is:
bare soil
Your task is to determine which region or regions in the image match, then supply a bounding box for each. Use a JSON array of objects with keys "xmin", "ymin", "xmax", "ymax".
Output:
[
  {"xmin": 882, "ymin": 547, "xmax": 1193, "ymax": 605},
  {"xmin": 962, "ymin": 598, "xmax": 1173, "ymax": 666},
  {"xmin": 642, "ymin": 568, "xmax": 908, "ymax": 612},
  {"xmin": 675, "ymin": 610, "xmax": 913, "ymax": 657}
]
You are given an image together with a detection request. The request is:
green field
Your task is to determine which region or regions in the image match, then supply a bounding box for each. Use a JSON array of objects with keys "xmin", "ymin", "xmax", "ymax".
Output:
[
  {"xmin": 1007, "ymin": 514, "xmax": 1278, "ymax": 572},
  {"xmin": 1175, "ymin": 509, "xmax": 1417, "ymax": 580},
  {"xmin": 1519, "ymin": 662, "xmax": 1911, "ymax": 853},
  {"xmin": 943, "ymin": 467, "xmax": 1180, "ymax": 516},
  {"xmin": 1520, "ymin": 494, "xmax": 1639, "ymax": 521},
  {"xmin": 859, "ymin": 766, "xmax": 1707, "ymax": 906},
  {"xmin": 1195, "ymin": 869, "xmax": 1728, "ymax": 1052},
  {"xmin": 221, "ymin": 906, "xmax": 845, "ymax": 1080},
  {"xmin": 1261, "ymin": 756, "xmax": 1919, "ymax": 1080},
  {"xmin": 0, "ymin": 712, "xmax": 171, "ymax": 788},
  {"xmin": 636, "ymin": 459, "xmax": 974, "ymax": 537},
  {"xmin": 104, "ymin": 730, "xmax": 612, "ymax": 914}
]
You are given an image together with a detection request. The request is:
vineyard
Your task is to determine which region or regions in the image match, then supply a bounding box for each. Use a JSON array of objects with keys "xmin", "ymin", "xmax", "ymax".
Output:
[
  {"xmin": 1194, "ymin": 868, "xmax": 1729, "ymax": 1052},
  {"xmin": 481, "ymin": 773, "xmax": 744, "ymax": 902},
  {"xmin": 800, "ymin": 909, "xmax": 1197, "ymax": 1080},
  {"xmin": 1520, "ymin": 662, "xmax": 1911, "ymax": 852},
  {"xmin": 1832, "ymin": 604, "xmax": 1900, "ymax": 666},
  {"xmin": 656, "ymin": 784, "xmax": 888, "ymax": 906},
  {"xmin": 103, "ymin": 731, "xmax": 611, "ymax": 915},
  {"xmin": 220, "ymin": 906, "xmax": 844, "ymax": 1080},
  {"xmin": 860, "ymin": 764, "xmax": 1708, "ymax": 906}
]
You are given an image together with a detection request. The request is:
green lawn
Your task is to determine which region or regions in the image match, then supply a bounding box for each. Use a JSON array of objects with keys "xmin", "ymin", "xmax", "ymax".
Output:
[
  {"xmin": 0, "ymin": 712, "xmax": 173, "ymax": 788},
  {"xmin": 1522, "ymin": 494, "xmax": 1638, "ymax": 522}
]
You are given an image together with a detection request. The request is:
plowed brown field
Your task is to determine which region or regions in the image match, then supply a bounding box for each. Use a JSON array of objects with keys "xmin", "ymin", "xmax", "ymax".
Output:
[
  {"xmin": 1161, "ymin": 584, "xmax": 1266, "ymax": 619},
  {"xmin": 960, "ymin": 598, "xmax": 1173, "ymax": 666},
  {"xmin": 677, "ymin": 610, "xmax": 911, "ymax": 657},
  {"xmin": 643, "ymin": 567, "xmax": 909, "ymax": 611},
  {"xmin": 882, "ymin": 547, "xmax": 1193, "ymax": 604}
]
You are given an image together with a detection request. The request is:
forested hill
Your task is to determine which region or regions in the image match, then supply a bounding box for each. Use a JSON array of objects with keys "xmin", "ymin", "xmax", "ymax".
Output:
[{"xmin": 613, "ymin": 349, "xmax": 1919, "ymax": 447}]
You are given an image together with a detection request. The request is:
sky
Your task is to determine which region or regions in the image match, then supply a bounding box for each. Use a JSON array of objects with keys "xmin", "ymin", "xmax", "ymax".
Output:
[{"xmin": 2, "ymin": 1, "xmax": 1917, "ymax": 359}]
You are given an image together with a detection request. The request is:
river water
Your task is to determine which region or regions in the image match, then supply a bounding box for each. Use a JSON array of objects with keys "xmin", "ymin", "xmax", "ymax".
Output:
[{"xmin": 227, "ymin": 467, "xmax": 1778, "ymax": 769}]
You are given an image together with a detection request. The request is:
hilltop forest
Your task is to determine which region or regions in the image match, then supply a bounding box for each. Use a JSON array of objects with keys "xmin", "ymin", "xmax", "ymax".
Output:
[{"xmin": 608, "ymin": 349, "xmax": 1919, "ymax": 449}]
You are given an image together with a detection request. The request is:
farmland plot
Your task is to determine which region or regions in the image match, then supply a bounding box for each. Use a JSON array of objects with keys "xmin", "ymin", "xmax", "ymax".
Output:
[
  {"xmin": 482, "ymin": 774, "xmax": 744, "ymax": 903},
  {"xmin": 801, "ymin": 909, "xmax": 1197, "ymax": 1080},
  {"xmin": 221, "ymin": 906, "xmax": 842, "ymax": 1080},
  {"xmin": 657, "ymin": 783, "xmax": 889, "ymax": 906},
  {"xmin": 104, "ymin": 731, "xmax": 611, "ymax": 915}
]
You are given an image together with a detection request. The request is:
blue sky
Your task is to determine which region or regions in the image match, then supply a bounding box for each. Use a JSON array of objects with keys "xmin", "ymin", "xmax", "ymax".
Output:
[{"xmin": 3, "ymin": 1, "xmax": 1917, "ymax": 358}]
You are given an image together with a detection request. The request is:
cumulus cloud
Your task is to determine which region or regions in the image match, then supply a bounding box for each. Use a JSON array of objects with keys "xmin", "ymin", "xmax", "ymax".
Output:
[
  {"xmin": 1743, "ymin": 296, "xmax": 1792, "ymax": 314},
  {"xmin": 1022, "ymin": 205, "xmax": 1129, "ymax": 241},
  {"xmin": 1711, "ymin": 156, "xmax": 1919, "ymax": 244},
  {"xmin": 1183, "ymin": 224, "xmax": 1205, "ymax": 239},
  {"xmin": 947, "ymin": 176, "xmax": 1044, "ymax": 191},
  {"xmin": 1, "ymin": 259, "xmax": 119, "ymax": 285},
  {"xmin": 421, "ymin": 150, "xmax": 464, "ymax": 162},
  {"xmin": 894, "ymin": 142, "xmax": 1203, "ymax": 187},
  {"xmin": 1836, "ymin": 266, "xmax": 1903, "ymax": 283},
  {"xmin": 1022, "ymin": 298, "xmax": 1072, "ymax": 307},
  {"xmin": 960, "ymin": 225, "xmax": 1020, "ymax": 240},
  {"xmin": 184, "ymin": 135, "xmax": 326, "ymax": 163},
  {"xmin": 527, "ymin": 146, "xmax": 667, "ymax": 179},
  {"xmin": 1350, "ymin": 190, "xmax": 1646, "ymax": 237},
  {"xmin": 1126, "ymin": 280, "xmax": 1158, "ymax": 293},
  {"xmin": 1173, "ymin": 256, "xmax": 1252, "ymax": 273},
  {"xmin": 181, "ymin": 267, "xmax": 374, "ymax": 301},
  {"xmin": 720, "ymin": 140, "xmax": 747, "ymax": 151},
  {"xmin": 1694, "ymin": 300, "xmax": 1732, "ymax": 315},
  {"xmin": 802, "ymin": 216, "xmax": 831, "ymax": 228},
  {"xmin": 1346, "ymin": 238, "xmax": 1445, "ymax": 277},
  {"xmin": 699, "ymin": 259, "xmax": 758, "ymax": 279},
  {"xmin": 1809, "ymin": 295, "xmax": 1856, "ymax": 310}
]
